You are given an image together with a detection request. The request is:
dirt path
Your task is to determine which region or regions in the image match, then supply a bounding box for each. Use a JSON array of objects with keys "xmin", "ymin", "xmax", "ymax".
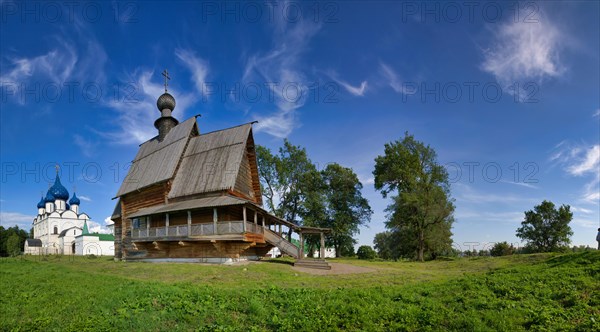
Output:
[{"xmin": 292, "ymin": 262, "xmax": 376, "ymax": 275}]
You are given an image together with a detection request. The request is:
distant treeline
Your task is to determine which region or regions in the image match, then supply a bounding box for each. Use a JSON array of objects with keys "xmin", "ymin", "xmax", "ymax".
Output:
[{"xmin": 0, "ymin": 226, "xmax": 30, "ymax": 257}]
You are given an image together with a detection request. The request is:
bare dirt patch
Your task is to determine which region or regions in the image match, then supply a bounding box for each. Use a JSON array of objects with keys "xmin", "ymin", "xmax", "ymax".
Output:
[{"xmin": 292, "ymin": 262, "xmax": 377, "ymax": 275}]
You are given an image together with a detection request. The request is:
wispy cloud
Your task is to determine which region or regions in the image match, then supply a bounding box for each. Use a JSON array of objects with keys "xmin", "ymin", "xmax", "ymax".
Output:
[
  {"xmin": 0, "ymin": 211, "xmax": 34, "ymax": 229},
  {"xmin": 73, "ymin": 134, "xmax": 96, "ymax": 158},
  {"xmin": 593, "ymin": 109, "xmax": 600, "ymax": 118},
  {"xmin": 78, "ymin": 195, "xmax": 92, "ymax": 202},
  {"xmin": 379, "ymin": 62, "xmax": 409, "ymax": 94},
  {"xmin": 327, "ymin": 72, "xmax": 368, "ymax": 96},
  {"xmin": 102, "ymin": 67, "xmax": 198, "ymax": 144},
  {"xmin": 455, "ymin": 209, "xmax": 524, "ymax": 224},
  {"xmin": 551, "ymin": 141, "xmax": 600, "ymax": 204},
  {"xmin": 481, "ymin": 15, "xmax": 564, "ymax": 96},
  {"xmin": 500, "ymin": 180, "xmax": 539, "ymax": 189},
  {"xmin": 175, "ymin": 49, "xmax": 209, "ymax": 96},
  {"xmin": 243, "ymin": 6, "xmax": 321, "ymax": 138}
]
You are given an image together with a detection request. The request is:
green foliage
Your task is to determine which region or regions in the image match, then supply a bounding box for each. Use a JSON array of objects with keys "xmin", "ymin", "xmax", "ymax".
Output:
[
  {"xmin": 357, "ymin": 245, "xmax": 377, "ymax": 259},
  {"xmin": 257, "ymin": 143, "xmax": 372, "ymax": 257},
  {"xmin": 1, "ymin": 253, "xmax": 598, "ymax": 331},
  {"xmin": 490, "ymin": 242, "xmax": 515, "ymax": 257},
  {"xmin": 320, "ymin": 163, "xmax": 372, "ymax": 257},
  {"xmin": 516, "ymin": 200, "xmax": 573, "ymax": 252},
  {"xmin": 0, "ymin": 226, "xmax": 29, "ymax": 257},
  {"xmin": 373, "ymin": 132, "xmax": 454, "ymax": 261},
  {"xmin": 6, "ymin": 234, "xmax": 21, "ymax": 257}
]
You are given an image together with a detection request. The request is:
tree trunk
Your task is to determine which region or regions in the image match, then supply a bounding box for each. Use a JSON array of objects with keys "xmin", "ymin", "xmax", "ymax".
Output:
[
  {"xmin": 335, "ymin": 243, "xmax": 341, "ymax": 258},
  {"xmin": 418, "ymin": 229, "xmax": 425, "ymax": 262}
]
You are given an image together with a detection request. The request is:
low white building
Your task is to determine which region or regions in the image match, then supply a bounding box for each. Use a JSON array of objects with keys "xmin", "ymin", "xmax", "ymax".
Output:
[
  {"xmin": 25, "ymin": 172, "xmax": 113, "ymax": 256},
  {"xmin": 74, "ymin": 221, "xmax": 115, "ymax": 256}
]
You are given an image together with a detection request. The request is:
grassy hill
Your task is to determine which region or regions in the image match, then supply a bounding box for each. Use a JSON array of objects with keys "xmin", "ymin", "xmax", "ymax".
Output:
[{"xmin": 1, "ymin": 252, "xmax": 598, "ymax": 331}]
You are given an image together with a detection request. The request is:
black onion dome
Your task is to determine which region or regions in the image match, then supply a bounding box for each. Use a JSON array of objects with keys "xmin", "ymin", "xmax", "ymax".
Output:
[{"xmin": 157, "ymin": 92, "xmax": 176, "ymax": 111}]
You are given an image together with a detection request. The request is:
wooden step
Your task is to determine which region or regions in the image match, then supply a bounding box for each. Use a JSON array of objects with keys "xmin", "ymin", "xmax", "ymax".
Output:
[{"xmin": 294, "ymin": 259, "xmax": 331, "ymax": 270}]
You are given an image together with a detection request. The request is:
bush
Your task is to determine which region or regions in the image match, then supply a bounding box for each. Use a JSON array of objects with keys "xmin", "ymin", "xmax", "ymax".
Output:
[
  {"xmin": 490, "ymin": 242, "xmax": 515, "ymax": 257},
  {"xmin": 356, "ymin": 245, "xmax": 377, "ymax": 259}
]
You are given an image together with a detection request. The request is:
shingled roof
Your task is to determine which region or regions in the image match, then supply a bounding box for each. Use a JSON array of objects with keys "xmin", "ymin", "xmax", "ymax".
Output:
[
  {"xmin": 168, "ymin": 123, "xmax": 252, "ymax": 199},
  {"xmin": 115, "ymin": 119, "xmax": 256, "ymax": 201},
  {"xmin": 115, "ymin": 117, "xmax": 198, "ymax": 197}
]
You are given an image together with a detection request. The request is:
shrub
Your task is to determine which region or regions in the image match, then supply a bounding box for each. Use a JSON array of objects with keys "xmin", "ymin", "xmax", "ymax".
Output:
[
  {"xmin": 356, "ymin": 245, "xmax": 377, "ymax": 259},
  {"xmin": 490, "ymin": 242, "xmax": 515, "ymax": 257}
]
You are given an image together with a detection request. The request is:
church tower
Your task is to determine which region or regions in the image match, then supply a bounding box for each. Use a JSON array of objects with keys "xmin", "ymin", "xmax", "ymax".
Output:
[{"xmin": 154, "ymin": 69, "xmax": 179, "ymax": 141}]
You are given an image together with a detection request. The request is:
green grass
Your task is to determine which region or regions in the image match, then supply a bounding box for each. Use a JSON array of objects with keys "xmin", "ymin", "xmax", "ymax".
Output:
[{"xmin": 1, "ymin": 252, "xmax": 598, "ymax": 331}]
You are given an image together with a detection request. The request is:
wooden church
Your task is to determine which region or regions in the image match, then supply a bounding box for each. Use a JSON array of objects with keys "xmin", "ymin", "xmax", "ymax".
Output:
[{"xmin": 111, "ymin": 71, "xmax": 329, "ymax": 266}]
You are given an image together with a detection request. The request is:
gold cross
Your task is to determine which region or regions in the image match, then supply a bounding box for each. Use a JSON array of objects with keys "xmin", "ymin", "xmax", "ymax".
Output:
[{"xmin": 162, "ymin": 69, "xmax": 170, "ymax": 92}]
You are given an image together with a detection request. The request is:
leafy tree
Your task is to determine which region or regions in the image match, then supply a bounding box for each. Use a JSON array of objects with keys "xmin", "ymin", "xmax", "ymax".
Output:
[
  {"xmin": 374, "ymin": 132, "xmax": 455, "ymax": 261},
  {"xmin": 0, "ymin": 226, "xmax": 29, "ymax": 257},
  {"xmin": 256, "ymin": 140, "xmax": 317, "ymax": 240},
  {"xmin": 516, "ymin": 200, "xmax": 573, "ymax": 252},
  {"xmin": 374, "ymin": 231, "xmax": 395, "ymax": 260},
  {"xmin": 321, "ymin": 163, "xmax": 372, "ymax": 257},
  {"xmin": 490, "ymin": 242, "xmax": 515, "ymax": 256},
  {"xmin": 6, "ymin": 234, "xmax": 21, "ymax": 256},
  {"xmin": 357, "ymin": 245, "xmax": 377, "ymax": 259}
]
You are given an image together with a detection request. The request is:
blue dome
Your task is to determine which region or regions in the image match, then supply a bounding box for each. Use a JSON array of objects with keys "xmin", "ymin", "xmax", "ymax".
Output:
[
  {"xmin": 48, "ymin": 175, "xmax": 69, "ymax": 201},
  {"xmin": 66, "ymin": 203, "xmax": 71, "ymax": 210},
  {"xmin": 37, "ymin": 196, "xmax": 45, "ymax": 209},
  {"xmin": 45, "ymin": 191, "xmax": 55, "ymax": 203},
  {"xmin": 69, "ymin": 193, "xmax": 80, "ymax": 205}
]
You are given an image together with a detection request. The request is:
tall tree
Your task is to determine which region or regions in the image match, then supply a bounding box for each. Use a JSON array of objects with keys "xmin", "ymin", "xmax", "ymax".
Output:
[
  {"xmin": 516, "ymin": 200, "xmax": 573, "ymax": 252},
  {"xmin": 321, "ymin": 163, "xmax": 372, "ymax": 257},
  {"xmin": 256, "ymin": 140, "xmax": 318, "ymax": 239},
  {"xmin": 374, "ymin": 132, "xmax": 455, "ymax": 261}
]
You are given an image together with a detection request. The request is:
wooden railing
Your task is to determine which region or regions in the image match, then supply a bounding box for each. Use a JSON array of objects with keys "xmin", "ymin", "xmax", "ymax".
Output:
[
  {"xmin": 132, "ymin": 221, "xmax": 260, "ymax": 239},
  {"xmin": 131, "ymin": 221, "xmax": 300, "ymax": 259}
]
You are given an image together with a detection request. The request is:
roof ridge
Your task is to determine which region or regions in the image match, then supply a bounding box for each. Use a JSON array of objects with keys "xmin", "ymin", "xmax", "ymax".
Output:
[
  {"xmin": 183, "ymin": 141, "xmax": 245, "ymax": 159},
  {"xmin": 131, "ymin": 136, "xmax": 188, "ymax": 163},
  {"xmin": 199, "ymin": 122, "xmax": 254, "ymax": 136}
]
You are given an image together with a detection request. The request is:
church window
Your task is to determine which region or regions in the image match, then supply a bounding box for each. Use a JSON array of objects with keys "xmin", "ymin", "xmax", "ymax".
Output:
[
  {"xmin": 74, "ymin": 230, "xmax": 76, "ymax": 235},
  {"xmin": 53, "ymin": 226, "xmax": 58, "ymax": 234}
]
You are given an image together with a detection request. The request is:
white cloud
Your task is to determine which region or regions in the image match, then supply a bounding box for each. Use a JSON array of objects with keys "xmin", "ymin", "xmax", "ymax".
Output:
[
  {"xmin": 379, "ymin": 62, "xmax": 409, "ymax": 94},
  {"xmin": 104, "ymin": 216, "xmax": 114, "ymax": 225},
  {"xmin": 73, "ymin": 134, "xmax": 96, "ymax": 158},
  {"xmin": 78, "ymin": 195, "xmax": 92, "ymax": 202},
  {"xmin": 594, "ymin": 109, "xmax": 600, "ymax": 118},
  {"xmin": 327, "ymin": 72, "xmax": 368, "ymax": 96},
  {"xmin": 0, "ymin": 211, "xmax": 35, "ymax": 229},
  {"xmin": 481, "ymin": 17, "xmax": 564, "ymax": 95},
  {"xmin": 101, "ymin": 68, "xmax": 198, "ymax": 144},
  {"xmin": 567, "ymin": 145, "xmax": 599, "ymax": 176},
  {"xmin": 455, "ymin": 209, "xmax": 524, "ymax": 224},
  {"xmin": 244, "ymin": 10, "xmax": 321, "ymax": 138},
  {"xmin": 551, "ymin": 142, "xmax": 600, "ymax": 204},
  {"xmin": 571, "ymin": 206, "xmax": 593, "ymax": 214},
  {"xmin": 175, "ymin": 49, "xmax": 209, "ymax": 96},
  {"xmin": 572, "ymin": 219, "xmax": 599, "ymax": 229},
  {"xmin": 499, "ymin": 180, "xmax": 538, "ymax": 189}
]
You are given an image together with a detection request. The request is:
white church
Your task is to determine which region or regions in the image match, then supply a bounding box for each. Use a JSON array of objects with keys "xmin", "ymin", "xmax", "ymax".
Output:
[{"xmin": 24, "ymin": 172, "xmax": 114, "ymax": 256}]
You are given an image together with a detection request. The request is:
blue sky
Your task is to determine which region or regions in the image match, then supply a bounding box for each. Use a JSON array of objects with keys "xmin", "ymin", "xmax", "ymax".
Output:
[{"xmin": 1, "ymin": 1, "xmax": 598, "ymax": 250}]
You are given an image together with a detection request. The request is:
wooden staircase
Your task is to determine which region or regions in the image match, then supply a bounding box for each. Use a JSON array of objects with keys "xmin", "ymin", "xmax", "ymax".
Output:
[
  {"xmin": 263, "ymin": 228, "xmax": 299, "ymax": 258},
  {"xmin": 294, "ymin": 259, "xmax": 331, "ymax": 270}
]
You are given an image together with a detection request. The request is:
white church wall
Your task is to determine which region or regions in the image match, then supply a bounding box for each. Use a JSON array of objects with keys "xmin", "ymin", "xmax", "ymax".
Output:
[{"xmin": 75, "ymin": 236, "xmax": 114, "ymax": 256}]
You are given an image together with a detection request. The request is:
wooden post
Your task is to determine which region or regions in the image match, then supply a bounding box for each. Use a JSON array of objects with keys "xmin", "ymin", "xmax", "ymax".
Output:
[
  {"xmin": 254, "ymin": 211, "xmax": 258, "ymax": 225},
  {"xmin": 320, "ymin": 232, "xmax": 325, "ymax": 259},
  {"xmin": 213, "ymin": 208, "xmax": 218, "ymax": 235},
  {"xmin": 146, "ymin": 216, "xmax": 150, "ymax": 235},
  {"xmin": 187, "ymin": 211, "xmax": 192, "ymax": 236},
  {"xmin": 165, "ymin": 213, "xmax": 169, "ymax": 236},
  {"xmin": 299, "ymin": 232, "xmax": 304, "ymax": 259},
  {"xmin": 242, "ymin": 206, "xmax": 247, "ymax": 233},
  {"xmin": 278, "ymin": 224, "xmax": 282, "ymax": 236},
  {"xmin": 262, "ymin": 216, "xmax": 265, "ymax": 234}
]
